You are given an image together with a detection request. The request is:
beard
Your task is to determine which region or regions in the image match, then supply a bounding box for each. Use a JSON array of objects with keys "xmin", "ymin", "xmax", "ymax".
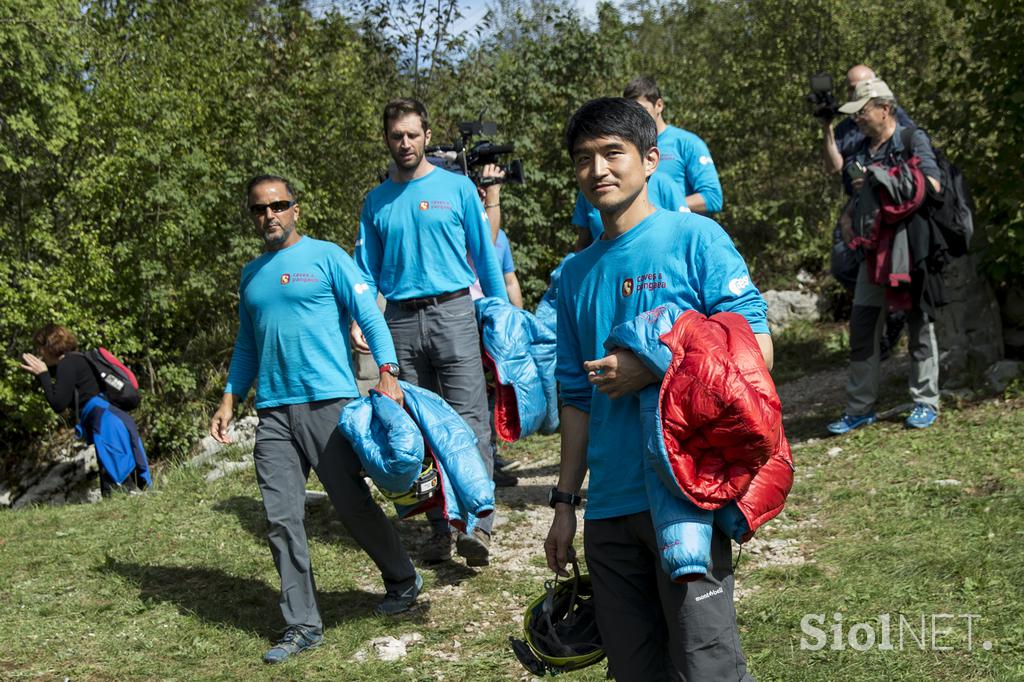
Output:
[{"xmin": 392, "ymin": 146, "xmax": 423, "ymax": 171}]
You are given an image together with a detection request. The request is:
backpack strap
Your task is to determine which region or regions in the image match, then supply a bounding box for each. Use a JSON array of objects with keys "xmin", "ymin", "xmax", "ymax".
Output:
[{"xmin": 899, "ymin": 125, "xmax": 917, "ymax": 161}]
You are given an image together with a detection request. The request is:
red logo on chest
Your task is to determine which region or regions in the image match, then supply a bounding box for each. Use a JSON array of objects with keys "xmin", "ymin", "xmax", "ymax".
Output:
[
  {"xmin": 280, "ymin": 274, "xmax": 291, "ymax": 285},
  {"xmin": 621, "ymin": 278, "xmax": 634, "ymax": 297}
]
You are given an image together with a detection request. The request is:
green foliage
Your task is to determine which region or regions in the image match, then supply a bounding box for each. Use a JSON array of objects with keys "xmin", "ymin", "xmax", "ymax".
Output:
[{"xmin": 1, "ymin": 0, "xmax": 1021, "ymax": 465}]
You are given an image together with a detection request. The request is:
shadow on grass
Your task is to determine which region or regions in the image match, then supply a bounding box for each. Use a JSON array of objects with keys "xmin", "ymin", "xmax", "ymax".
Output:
[
  {"xmin": 212, "ymin": 495, "xmax": 363, "ymax": 550},
  {"xmin": 98, "ymin": 557, "xmax": 427, "ymax": 637}
]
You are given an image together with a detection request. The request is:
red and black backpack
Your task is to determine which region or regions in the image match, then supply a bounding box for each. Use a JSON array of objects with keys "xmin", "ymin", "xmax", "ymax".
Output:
[{"xmin": 74, "ymin": 348, "xmax": 141, "ymax": 411}]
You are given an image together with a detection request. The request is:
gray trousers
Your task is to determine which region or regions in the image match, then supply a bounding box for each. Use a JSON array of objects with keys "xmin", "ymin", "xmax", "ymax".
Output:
[
  {"xmin": 846, "ymin": 263, "xmax": 940, "ymax": 415},
  {"xmin": 384, "ymin": 293, "xmax": 494, "ymax": 535},
  {"xmin": 253, "ymin": 398, "xmax": 416, "ymax": 633},
  {"xmin": 584, "ymin": 514, "xmax": 754, "ymax": 682}
]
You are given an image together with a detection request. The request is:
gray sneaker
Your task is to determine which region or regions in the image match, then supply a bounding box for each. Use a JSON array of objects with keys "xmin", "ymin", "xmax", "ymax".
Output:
[
  {"xmin": 456, "ymin": 528, "xmax": 491, "ymax": 567},
  {"xmin": 421, "ymin": 530, "xmax": 453, "ymax": 563},
  {"xmin": 263, "ymin": 626, "xmax": 323, "ymax": 664},
  {"xmin": 374, "ymin": 573, "xmax": 423, "ymax": 616}
]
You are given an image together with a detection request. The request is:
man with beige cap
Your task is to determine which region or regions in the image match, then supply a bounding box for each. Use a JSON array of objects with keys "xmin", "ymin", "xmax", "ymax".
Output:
[{"xmin": 826, "ymin": 78, "xmax": 943, "ymax": 436}]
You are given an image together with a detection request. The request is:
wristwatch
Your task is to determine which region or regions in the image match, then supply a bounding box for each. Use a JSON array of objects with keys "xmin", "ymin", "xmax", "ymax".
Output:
[
  {"xmin": 379, "ymin": 363, "xmax": 400, "ymax": 378},
  {"xmin": 548, "ymin": 487, "xmax": 582, "ymax": 509}
]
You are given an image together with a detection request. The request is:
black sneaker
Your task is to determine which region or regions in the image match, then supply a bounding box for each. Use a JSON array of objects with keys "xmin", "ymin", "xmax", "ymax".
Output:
[
  {"xmin": 493, "ymin": 467, "xmax": 518, "ymax": 487},
  {"xmin": 456, "ymin": 528, "xmax": 491, "ymax": 567},
  {"xmin": 263, "ymin": 626, "xmax": 323, "ymax": 664},
  {"xmin": 421, "ymin": 530, "xmax": 453, "ymax": 563},
  {"xmin": 374, "ymin": 573, "xmax": 423, "ymax": 616}
]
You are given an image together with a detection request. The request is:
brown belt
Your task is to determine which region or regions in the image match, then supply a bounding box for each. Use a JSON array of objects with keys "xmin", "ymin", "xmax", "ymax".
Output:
[{"xmin": 391, "ymin": 288, "xmax": 469, "ymax": 311}]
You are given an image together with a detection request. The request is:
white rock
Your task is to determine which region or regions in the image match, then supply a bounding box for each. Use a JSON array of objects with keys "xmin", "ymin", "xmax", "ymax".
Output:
[
  {"xmin": 827, "ymin": 447, "xmax": 842, "ymax": 458},
  {"xmin": 370, "ymin": 636, "xmax": 408, "ymax": 661},
  {"xmin": 933, "ymin": 479, "xmax": 962, "ymax": 487},
  {"xmin": 204, "ymin": 459, "xmax": 253, "ymax": 482},
  {"xmin": 763, "ymin": 289, "xmax": 820, "ymax": 330}
]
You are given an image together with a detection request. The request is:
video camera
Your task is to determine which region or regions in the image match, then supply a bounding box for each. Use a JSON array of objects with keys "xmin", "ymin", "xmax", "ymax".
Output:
[
  {"xmin": 426, "ymin": 120, "xmax": 525, "ymax": 187},
  {"xmin": 806, "ymin": 72, "xmax": 839, "ymax": 121}
]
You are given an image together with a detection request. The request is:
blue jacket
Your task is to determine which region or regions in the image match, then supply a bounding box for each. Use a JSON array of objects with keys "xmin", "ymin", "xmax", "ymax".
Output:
[
  {"xmin": 476, "ymin": 297, "xmax": 559, "ymax": 441},
  {"xmin": 78, "ymin": 395, "xmax": 152, "ymax": 488},
  {"xmin": 338, "ymin": 382, "xmax": 495, "ymax": 533}
]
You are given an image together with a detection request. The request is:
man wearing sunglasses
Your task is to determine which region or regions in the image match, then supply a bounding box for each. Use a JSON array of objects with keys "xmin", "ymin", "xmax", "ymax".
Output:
[
  {"xmin": 352, "ymin": 98, "xmax": 509, "ymax": 568},
  {"xmin": 210, "ymin": 174, "xmax": 420, "ymax": 664}
]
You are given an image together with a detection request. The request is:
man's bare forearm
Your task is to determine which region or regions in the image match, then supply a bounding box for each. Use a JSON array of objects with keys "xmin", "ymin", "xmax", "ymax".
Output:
[{"xmin": 556, "ymin": 405, "xmax": 590, "ymax": 494}]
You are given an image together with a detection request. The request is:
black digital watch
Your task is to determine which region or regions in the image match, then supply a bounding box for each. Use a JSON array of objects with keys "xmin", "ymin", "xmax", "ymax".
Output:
[{"xmin": 548, "ymin": 487, "xmax": 582, "ymax": 509}]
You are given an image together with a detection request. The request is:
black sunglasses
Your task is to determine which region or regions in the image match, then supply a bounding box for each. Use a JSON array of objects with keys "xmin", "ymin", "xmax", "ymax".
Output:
[{"xmin": 248, "ymin": 200, "xmax": 296, "ymax": 215}]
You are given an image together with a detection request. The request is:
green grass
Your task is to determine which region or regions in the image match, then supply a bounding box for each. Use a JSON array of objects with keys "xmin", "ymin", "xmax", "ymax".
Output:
[{"xmin": 2, "ymin": 399, "xmax": 1022, "ymax": 680}]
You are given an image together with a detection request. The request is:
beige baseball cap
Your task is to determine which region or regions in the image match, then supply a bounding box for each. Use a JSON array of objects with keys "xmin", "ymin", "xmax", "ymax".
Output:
[{"xmin": 838, "ymin": 78, "xmax": 895, "ymax": 114}]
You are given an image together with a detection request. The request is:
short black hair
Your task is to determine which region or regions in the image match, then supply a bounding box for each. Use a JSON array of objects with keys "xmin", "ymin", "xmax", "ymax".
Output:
[
  {"xmin": 623, "ymin": 75, "xmax": 661, "ymax": 105},
  {"xmin": 383, "ymin": 98, "xmax": 430, "ymax": 133},
  {"xmin": 564, "ymin": 97, "xmax": 658, "ymax": 160},
  {"xmin": 245, "ymin": 174, "xmax": 297, "ymax": 200}
]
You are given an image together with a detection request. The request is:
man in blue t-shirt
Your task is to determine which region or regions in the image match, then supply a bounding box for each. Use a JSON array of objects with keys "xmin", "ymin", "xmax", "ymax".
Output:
[
  {"xmin": 210, "ymin": 175, "xmax": 420, "ymax": 664},
  {"xmin": 545, "ymin": 98, "xmax": 769, "ymax": 681},
  {"xmin": 623, "ymin": 75, "xmax": 723, "ymax": 215},
  {"xmin": 353, "ymin": 98, "xmax": 509, "ymax": 568}
]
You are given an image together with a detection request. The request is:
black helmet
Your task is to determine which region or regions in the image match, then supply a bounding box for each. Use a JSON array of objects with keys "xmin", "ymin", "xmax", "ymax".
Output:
[{"xmin": 509, "ymin": 558, "xmax": 605, "ymax": 676}]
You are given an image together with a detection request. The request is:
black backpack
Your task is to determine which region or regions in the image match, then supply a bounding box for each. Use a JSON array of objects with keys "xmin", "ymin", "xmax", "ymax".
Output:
[
  {"xmin": 900, "ymin": 126, "xmax": 974, "ymax": 258},
  {"xmin": 73, "ymin": 348, "xmax": 142, "ymax": 411}
]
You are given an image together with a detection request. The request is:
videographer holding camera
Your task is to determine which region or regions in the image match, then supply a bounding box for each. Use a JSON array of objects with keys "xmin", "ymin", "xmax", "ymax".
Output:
[{"xmin": 352, "ymin": 98, "xmax": 509, "ymax": 567}]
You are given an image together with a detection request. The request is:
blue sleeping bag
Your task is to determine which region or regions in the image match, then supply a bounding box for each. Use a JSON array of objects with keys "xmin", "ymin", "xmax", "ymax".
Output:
[{"xmin": 338, "ymin": 381, "xmax": 495, "ymax": 533}]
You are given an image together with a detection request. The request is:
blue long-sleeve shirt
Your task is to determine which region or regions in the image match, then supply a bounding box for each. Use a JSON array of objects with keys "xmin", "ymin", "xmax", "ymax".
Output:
[
  {"xmin": 354, "ymin": 167, "xmax": 509, "ymax": 303},
  {"xmin": 225, "ymin": 236, "xmax": 397, "ymax": 408},
  {"xmin": 656, "ymin": 124, "xmax": 723, "ymax": 213},
  {"xmin": 556, "ymin": 209, "xmax": 768, "ymax": 519},
  {"xmin": 571, "ymin": 173, "xmax": 688, "ymax": 241}
]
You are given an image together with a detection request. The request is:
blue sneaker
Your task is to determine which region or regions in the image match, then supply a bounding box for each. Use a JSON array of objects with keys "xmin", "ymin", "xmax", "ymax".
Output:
[
  {"xmin": 905, "ymin": 403, "xmax": 938, "ymax": 429},
  {"xmin": 826, "ymin": 412, "xmax": 877, "ymax": 435},
  {"xmin": 374, "ymin": 573, "xmax": 423, "ymax": 616},
  {"xmin": 263, "ymin": 626, "xmax": 323, "ymax": 664}
]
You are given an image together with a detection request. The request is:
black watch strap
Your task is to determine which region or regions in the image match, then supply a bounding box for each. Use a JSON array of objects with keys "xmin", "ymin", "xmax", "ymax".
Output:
[{"xmin": 548, "ymin": 487, "xmax": 582, "ymax": 509}]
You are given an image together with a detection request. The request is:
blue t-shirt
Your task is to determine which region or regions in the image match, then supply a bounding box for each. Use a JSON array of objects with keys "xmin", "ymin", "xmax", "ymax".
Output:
[
  {"xmin": 225, "ymin": 236, "xmax": 398, "ymax": 408},
  {"xmin": 495, "ymin": 229, "xmax": 515, "ymax": 274},
  {"xmin": 656, "ymin": 124, "xmax": 723, "ymax": 213},
  {"xmin": 571, "ymin": 174, "xmax": 688, "ymax": 241},
  {"xmin": 355, "ymin": 167, "xmax": 508, "ymax": 303},
  {"xmin": 835, "ymin": 106, "xmax": 915, "ymax": 195},
  {"xmin": 556, "ymin": 210, "xmax": 768, "ymax": 520}
]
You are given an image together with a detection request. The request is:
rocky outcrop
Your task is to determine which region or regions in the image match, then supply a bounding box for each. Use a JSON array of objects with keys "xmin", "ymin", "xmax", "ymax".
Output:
[
  {"xmin": 933, "ymin": 254, "xmax": 1003, "ymax": 382},
  {"xmin": 0, "ymin": 444, "xmax": 102, "ymax": 509},
  {"xmin": 188, "ymin": 415, "xmax": 259, "ymax": 468},
  {"xmin": 763, "ymin": 289, "xmax": 821, "ymax": 331}
]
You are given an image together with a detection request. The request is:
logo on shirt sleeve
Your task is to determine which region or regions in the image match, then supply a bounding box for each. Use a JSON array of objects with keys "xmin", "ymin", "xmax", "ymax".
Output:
[
  {"xmin": 699, "ymin": 155, "xmax": 713, "ymax": 165},
  {"xmin": 354, "ymin": 282, "xmax": 369, "ymax": 295},
  {"xmin": 280, "ymin": 274, "xmax": 291, "ymax": 285},
  {"xmin": 728, "ymin": 275, "xmax": 751, "ymax": 296},
  {"xmin": 621, "ymin": 278, "xmax": 634, "ymax": 297}
]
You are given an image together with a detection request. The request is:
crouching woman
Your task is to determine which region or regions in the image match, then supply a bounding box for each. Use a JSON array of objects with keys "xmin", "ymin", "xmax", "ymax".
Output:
[{"xmin": 20, "ymin": 324, "xmax": 151, "ymax": 496}]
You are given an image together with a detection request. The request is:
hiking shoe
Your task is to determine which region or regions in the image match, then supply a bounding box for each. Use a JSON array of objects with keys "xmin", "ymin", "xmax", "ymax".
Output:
[
  {"xmin": 374, "ymin": 573, "xmax": 423, "ymax": 616},
  {"xmin": 456, "ymin": 528, "xmax": 491, "ymax": 567},
  {"xmin": 421, "ymin": 530, "xmax": 453, "ymax": 563},
  {"xmin": 826, "ymin": 412, "xmax": 877, "ymax": 435},
  {"xmin": 263, "ymin": 626, "xmax": 323, "ymax": 664},
  {"xmin": 905, "ymin": 403, "xmax": 938, "ymax": 429},
  {"xmin": 493, "ymin": 467, "xmax": 519, "ymax": 487}
]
